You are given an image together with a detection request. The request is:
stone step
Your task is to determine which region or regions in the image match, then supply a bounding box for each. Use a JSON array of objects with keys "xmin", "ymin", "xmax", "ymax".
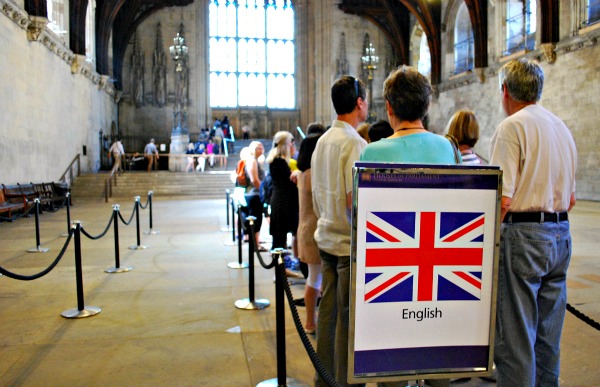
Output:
[{"xmin": 72, "ymin": 171, "xmax": 235, "ymax": 199}]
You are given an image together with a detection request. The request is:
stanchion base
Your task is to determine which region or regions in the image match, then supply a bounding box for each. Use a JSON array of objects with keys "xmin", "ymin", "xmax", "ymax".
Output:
[
  {"xmin": 234, "ymin": 298, "xmax": 270, "ymax": 310},
  {"xmin": 129, "ymin": 245, "xmax": 148, "ymax": 250},
  {"xmin": 220, "ymin": 226, "xmax": 233, "ymax": 232},
  {"xmin": 223, "ymin": 240, "xmax": 238, "ymax": 246},
  {"xmin": 26, "ymin": 246, "xmax": 49, "ymax": 253},
  {"xmin": 228, "ymin": 262, "xmax": 249, "ymax": 269},
  {"xmin": 105, "ymin": 266, "xmax": 133, "ymax": 273},
  {"xmin": 257, "ymin": 377, "xmax": 309, "ymax": 387},
  {"xmin": 61, "ymin": 306, "xmax": 101, "ymax": 319},
  {"xmin": 60, "ymin": 233, "xmax": 69, "ymax": 237},
  {"xmin": 144, "ymin": 229, "xmax": 160, "ymax": 235}
]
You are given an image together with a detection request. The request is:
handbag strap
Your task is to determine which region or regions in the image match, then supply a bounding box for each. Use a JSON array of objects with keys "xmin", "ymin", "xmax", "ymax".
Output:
[{"xmin": 445, "ymin": 134, "xmax": 461, "ymax": 164}]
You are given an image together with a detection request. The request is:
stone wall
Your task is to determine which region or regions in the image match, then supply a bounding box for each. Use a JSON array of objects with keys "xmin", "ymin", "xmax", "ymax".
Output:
[
  {"xmin": 429, "ymin": 38, "xmax": 600, "ymax": 201},
  {"xmin": 0, "ymin": 2, "xmax": 117, "ymax": 184}
]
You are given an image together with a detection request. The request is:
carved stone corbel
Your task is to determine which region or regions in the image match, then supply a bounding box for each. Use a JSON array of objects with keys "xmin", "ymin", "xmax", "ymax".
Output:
[
  {"xmin": 474, "ymin": 67, "xmax": 486, "ymax": 83},
  {"xmin": 71, "ymin": 54, "xmax": 85, "ymax": 74},
  {"xmin": 540, "ymin": 43, "xmax": 557, "ymax": 64},
  {"xmin": 27, "ymin": 16, "xmax": 47, "ymax": 41}
]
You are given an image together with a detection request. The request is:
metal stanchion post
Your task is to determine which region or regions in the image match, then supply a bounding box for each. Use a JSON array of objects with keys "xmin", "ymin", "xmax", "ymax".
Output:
[
  {"xmin": 144, "ymin": 191, "xmax": 159, "ymax": 235},
  {"xmin": 27, "ymin": 199, "xmax": 49, "ymax": 253},
  {"xmin": 228, "ymin": 203, "xmax": 248, "ymax": 268},
  {"xmin": 230, "ymin": 198, "xmax": 236, "ymax": 242},
  {"xmin": 129, "ymin": 196, "xmax": 148, "ymax": 250},
  {"xmin": 106, "ymin": 205, "xmax": 132, "ymax": 273},
  {"xmin": 221, "ymin": 189, "xmax": 233, "ymax": 232},
  {"xmin": 61, "ymin": 221, "xmax": 101, "ymax": 319},
  {"xmin": 257, "ymin": 248, "xmax": 306, "ymax": 387},
  {"xmin": 234, "ymin": 216, "xmax": 269, "ymax": 310},
  {"xmin": 60, "ymin": 192, "xmax": 71, "ymax": 237}
]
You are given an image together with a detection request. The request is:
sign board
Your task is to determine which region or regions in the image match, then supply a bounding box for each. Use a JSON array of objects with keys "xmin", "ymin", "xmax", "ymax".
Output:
[{"xmin": 349, "ymin": 163, "xmax": 502, "ymax": 383}]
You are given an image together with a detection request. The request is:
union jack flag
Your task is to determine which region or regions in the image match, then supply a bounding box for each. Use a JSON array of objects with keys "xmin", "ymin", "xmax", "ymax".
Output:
[{"xmin": 364, "ymin": 211, "xmax": 485, "ymax": 303}]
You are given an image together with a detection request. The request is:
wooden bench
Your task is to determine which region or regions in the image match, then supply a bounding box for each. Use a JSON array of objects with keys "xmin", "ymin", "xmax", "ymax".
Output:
[
  {"xmin": 45, "ymin": 182, "xmax": 70, "ymax": 210},
  {"xmin": 0, "ymin": 185, "xmax": 28, "ymax": 220},
  {"xmin": 16, "ymin": 183, "xmax": 53, "ymax": 212}
]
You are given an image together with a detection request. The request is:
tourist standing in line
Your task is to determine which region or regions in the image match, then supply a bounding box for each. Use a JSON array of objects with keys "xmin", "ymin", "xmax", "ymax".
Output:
[
  {"xmin": 490, "ymin": 58, "xmax": 577, "ymax": 387},
  {"xmin": 360, "ymin": 65, "xmax": 456, "ymax": 387},
  {"xmin": 445, "ymin": 109, "xmax": 485, "ymax": 165},
  {"xmin": 296, "ymin": 133, "xmax": 323, "ymax": 335},
  {"xmin": 144, "ymin": 138, "xmax": 159, "ymax": 172},
  {"xmin": 311, "ymin": 75, "xmax": 368, "ymax": 387}
]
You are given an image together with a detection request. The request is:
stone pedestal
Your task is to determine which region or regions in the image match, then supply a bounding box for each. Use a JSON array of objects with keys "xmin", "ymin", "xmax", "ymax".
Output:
[{"xmin": 168, "ymin": 133, "xmax": 190, "ymax": 172}]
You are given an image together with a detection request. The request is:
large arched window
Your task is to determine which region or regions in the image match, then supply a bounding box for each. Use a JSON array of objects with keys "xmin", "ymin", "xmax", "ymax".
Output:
[
  {"xmin": 454, "ymin": 3, "xmax": 474, "ymax": 74},
  {"xmin": 209, "ymin": 0, "xmax": 295, "ymax": 109},
  {"xmin": 85, "ymin": 0, "xmax": 96, "ymax": 65},
  {"xmin": 504, "ymin": 0, "xmax": 537, "ymax": 56},
  {"xmin": 418, "ymin": 33, "xmax": 431, "ymax": 80},
  {"xmin": 47, "ymin": 0, "xmax": 69, "ymax": 44},
  {"xmin": 581, "ymin": 0, "xmax": 600, "ymax": 28}
]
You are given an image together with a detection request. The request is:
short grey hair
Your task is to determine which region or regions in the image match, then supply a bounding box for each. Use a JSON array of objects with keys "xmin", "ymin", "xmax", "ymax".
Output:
[{"xmin": 498, "ymin": 58, "xmax": 544, "ymax": 102}]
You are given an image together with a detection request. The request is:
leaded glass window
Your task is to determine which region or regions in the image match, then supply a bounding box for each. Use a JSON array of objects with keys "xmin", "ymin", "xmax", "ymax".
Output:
[
  {"xmin": 454, "ymin": 3, "xmax": 474, "ymax": 74},
  {"xmin": 209, "ymin": 0, "xmax": 295, "ymax": 109},
  {"xmin": 504, "ymin": 0, "xmax": 536, "ymax": 56}
]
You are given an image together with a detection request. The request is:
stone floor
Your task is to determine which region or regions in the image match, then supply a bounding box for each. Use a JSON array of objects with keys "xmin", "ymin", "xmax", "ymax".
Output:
[{"xmin": 0, "ymin": 197, "xmax": 599, "ymax": 386}]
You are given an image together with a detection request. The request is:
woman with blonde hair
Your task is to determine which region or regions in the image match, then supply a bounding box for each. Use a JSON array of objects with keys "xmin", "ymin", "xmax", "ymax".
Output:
[
  {"xmin": 445, "ymin": 109, "xmax": 485, "ymax": 165},
  {"xmin": 240, "ymin": 141, "xmax": 266, "ymax": 250},
  {"xmin": 266, "ymin": 131, "xmax": 299, "ymax": 251}
]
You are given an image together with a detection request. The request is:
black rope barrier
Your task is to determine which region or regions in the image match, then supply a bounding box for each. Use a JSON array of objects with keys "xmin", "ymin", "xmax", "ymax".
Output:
[
  {"xmin": 0, "ymin": 228, "xmax": 73, "ymax": 280},
  {"xmin": 277, "ymin": 255, "xmax": 341, "ymax": 387},
  {"xmin": 118, "ymin": 200, "xmax": 137, "ymax": 226},
  {"xmin": 129, "ymin": 197, "xmax": 147, "ymax": 250},
  {"xmin": 61, "ymin": 221, "xmax": 101, "ymax": 319},
  {"xmin": 234, "ymin": 216, "xmax": 269, "ymax": 310},
  {"xmin": 26, "ymin": 199, "xmax": 49, "ymax": 253},
  {"xmin": 144, "ymin": 191, "xmax": 159, "ymax": 234},
  {"xmin": 80, "ymin": 211, "xmax": 114, "ymax": 240},
  {"xmin": 138, "ymin": 192, "xmax": 150, "ymax": 210},
  {"xmin": 567, "ymin": 302, "xmax": 600, "ymax": 331},
  {"xmin": 0, "ymin": 199, "xmax": 37, "ymax": 222},
  {"xmin": 227, "ymin": 202, "xmax": 248, "ymax": 268},
  {"xmin": 105, "ymin": 205, "xmax": 133, "ymax": 274},
  {"xmin": 60, "ymin": 192, "xmax": 72, "ymax": 237},
  {"xmin": 246, "ymin": 217, "xmax": 339, "ymax": 387},
  {"xmin": 230, "ymin": 198, "xmax": 236, "ymax": 242}
]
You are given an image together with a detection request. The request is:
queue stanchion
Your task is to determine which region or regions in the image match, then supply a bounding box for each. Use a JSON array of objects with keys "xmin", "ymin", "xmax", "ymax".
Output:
[
  {"xmin": 61, "ymin": 221, "xmax": 101, "ymax": 319},
  {"xmin": 221, "ymin": 189, "xmax": 233, "ymax": 232},
  {"xmin": 144, "ymin": 191, "xmax": 159, "ymax": 235},
  {"xmin": 60, "ymin": 192, "xmax": 71, "ymax": 237},
  {"xmin": 26, "ymin": 199, "xmax": 49, "ymax": 253},
  {"xmin": 129, "ymin": 196, "xmax": 148, "ymax": 250},
  {"xmin": 224, "ymin": 197, "xmax": 238, "ymax": 246},
  {"xmin": 257, "ymin": 248, "xmax": 306, "ymax": 387},
  {"xmin": 228, "ymin": 203, "xmax": 249, "ymax": 268},
  {"xmin": 230, "ymin": 198, "xmax": 236, "ymax": 242},
  {"xmin": 105, "ymin": 205, "xmax": 132, "ymax": 273},
  {"xmin": 234, "ymin": 216, "xmax": 269, "ymax": 310}
]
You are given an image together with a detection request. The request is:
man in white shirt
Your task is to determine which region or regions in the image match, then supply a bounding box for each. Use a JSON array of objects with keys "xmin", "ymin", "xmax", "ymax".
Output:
[
  {"xmin": 490, "ymin": 58, "xmax": 577, "ymax": 386},
  {"xmin": 108, "ymin": 135, "xmax": 125, "ymax": 172},
  {"xmin": 311, "ymin": 75, "xmax": 368, "ymax": 386}
]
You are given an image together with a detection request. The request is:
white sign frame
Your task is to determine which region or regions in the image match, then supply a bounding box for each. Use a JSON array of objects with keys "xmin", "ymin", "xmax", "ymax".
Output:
[{"xmin": 348, "ymin": 163, "xmax": 502, "ymax": 383}]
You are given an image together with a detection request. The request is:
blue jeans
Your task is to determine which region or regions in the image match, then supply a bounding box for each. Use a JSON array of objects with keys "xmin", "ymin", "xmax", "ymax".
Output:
[
  {"xmin": 494, "ymin": 221, "xmax": 572, "ymax": 387},
  {"xmin": 315, "ymin": 249, "xmax": 363, "ymax": 387}
]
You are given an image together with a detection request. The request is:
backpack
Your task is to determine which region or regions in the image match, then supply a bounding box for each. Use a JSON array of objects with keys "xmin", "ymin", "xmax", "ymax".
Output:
[{"xmin": 235, "ymin": 159, "xmax": 249, "ymax": 187}]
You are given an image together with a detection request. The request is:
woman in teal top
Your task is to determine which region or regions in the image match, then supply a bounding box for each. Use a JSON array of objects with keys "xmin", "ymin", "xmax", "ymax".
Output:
[{"xmin": 360, "ymin": 65, "xmax": 458, "ymax": 165}]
